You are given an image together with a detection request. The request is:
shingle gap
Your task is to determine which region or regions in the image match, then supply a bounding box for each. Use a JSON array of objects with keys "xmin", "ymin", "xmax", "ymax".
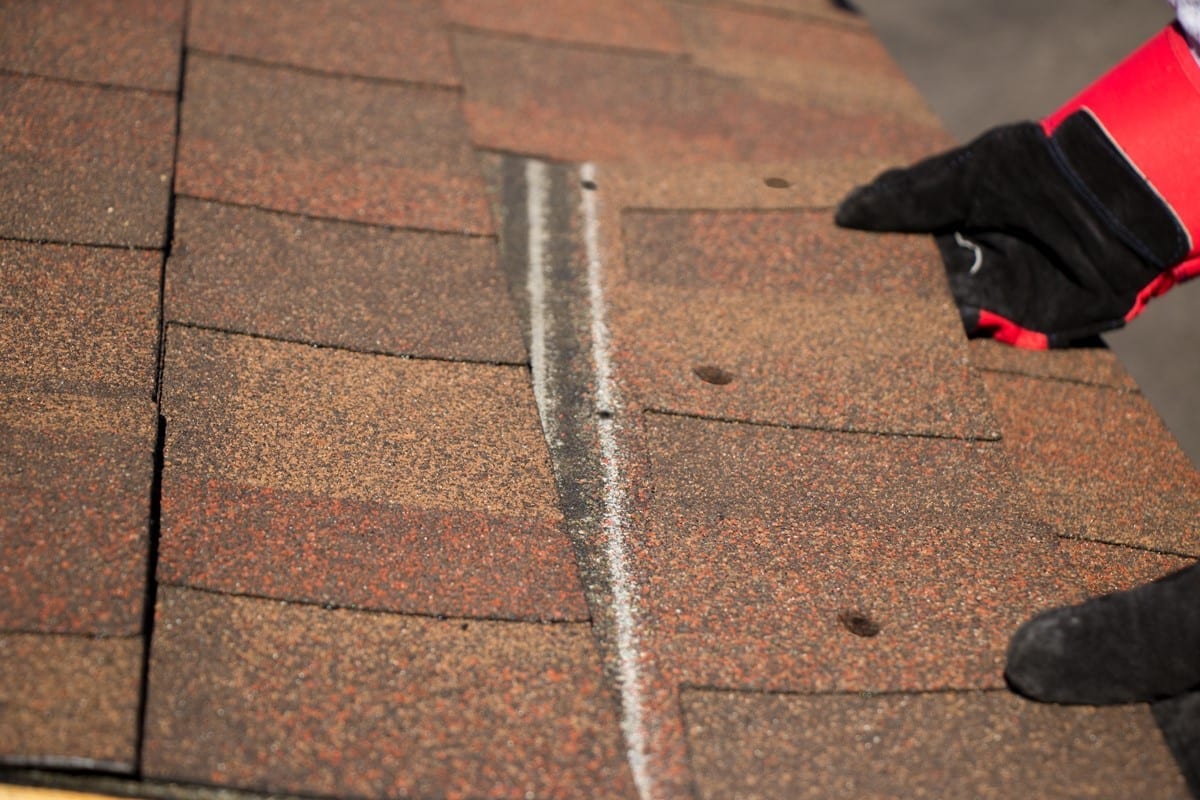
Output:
[{"xmin": 185, "ymin": 47, "xmax": 463, "ymax": 93}]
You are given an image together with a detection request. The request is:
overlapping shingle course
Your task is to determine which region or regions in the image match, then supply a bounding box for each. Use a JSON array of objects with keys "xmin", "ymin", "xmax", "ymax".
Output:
[{"xmin": 2, "ymin": 1, "xmax": 1197, "ymax": 797}]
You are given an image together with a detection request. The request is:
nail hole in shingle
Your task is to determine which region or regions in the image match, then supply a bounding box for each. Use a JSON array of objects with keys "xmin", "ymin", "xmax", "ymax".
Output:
[
  {"xmin": 693, "ymin": 365, "xmax": 735, "ymax": 385},
  {"xmin": 838, "ymin": 609, "xmax": 881, "ymax": 638},
  {"xmin": 461, "ymin": 623, "xmax": 469, "ymax": 631},
  {"xmin": 764, "ymin": 177, "xmax": 791, "ymax": 189},
  {"xmin": 598, "ymin": 409, "xmax": 613, "ymax": 419},
  {"xmin": 582, "ymin": 179, "xmax": 598, "ymax": 191}
]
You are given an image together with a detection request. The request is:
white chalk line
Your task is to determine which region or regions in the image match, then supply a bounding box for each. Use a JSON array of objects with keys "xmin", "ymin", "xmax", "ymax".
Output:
[
  {"xmin": 580, "ymin": 162, "xmax": 652, "ymax": 800},
  {"xmin": 526, "ymin": 160, "xmax": 554, "ymax": 440}
]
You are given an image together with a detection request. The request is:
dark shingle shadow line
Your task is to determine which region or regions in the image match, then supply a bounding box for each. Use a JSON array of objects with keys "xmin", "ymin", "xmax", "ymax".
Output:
[
  {"xmin": 0, "ymin": 628, "xmax": 141, "ymax": 641},
  {"xmin": 0, "ymin": 234, "xmax": 164, "ymax": 253},
  {"xmin": 678, "ymin": 0, "xmax": 870, "ymax": 32},
  {"xmin": 1053, "ymin": 533, "xmax": 1200, "ymax": 563},
  {"xmin": 0, "ymin": 66, "xmax": 176, "ymax": 97},
  {"xmin": 642, "ymin": 407, "xmax": 1002, "ymax": 443},
  {"xmin": 446, "ymin": 21, "xmax": 695, "ymax": 62},
  {"xmin": 676, "ymin": 682, "xmax": 1012, "ymax": 700},
  {"xmin": 976, "ymin": 364, "xmax": 1143, "ymax": 394},
  {"xmin": 620, "ymin": 204, "xmax": 838, "ymax": 216},
  {"xmin": 162, "ymin": 320, "xmax": 529, "ymax": 369},
  {"xmin": 172, "ymin": 193, "xmax": 498, "ymax": 241},
  {"xmin": 0, "ymin": 765, "xmax": 330, "ymax": 800},
  {"xmin": 154, "ymin": 582, "xmax": 593, "ymax": 627},
  {"xmin": 185, "ymin": 47, "xmax": 463, "ymax": 93}
]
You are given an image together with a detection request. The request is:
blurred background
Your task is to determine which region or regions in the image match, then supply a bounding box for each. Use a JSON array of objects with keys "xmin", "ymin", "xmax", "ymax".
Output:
[{"xmin": 853, "ymin": 0, "xmax": 1199, "ymax": 466}]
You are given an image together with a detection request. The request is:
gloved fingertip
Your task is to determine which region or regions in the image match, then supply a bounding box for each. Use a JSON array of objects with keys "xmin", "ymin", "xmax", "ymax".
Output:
[{"xmin": 833, "ymin": 186, "xmax": 879, "ymax": 230}]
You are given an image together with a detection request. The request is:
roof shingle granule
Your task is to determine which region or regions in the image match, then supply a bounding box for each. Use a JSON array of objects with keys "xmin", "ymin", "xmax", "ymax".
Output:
[
  {"xmin": 159, "ymin": 326, "xmax": 586, "ymax": 620},
  {"xmin": 176, "ymin": 54, "xmax": 493, "ymax": 234},
  {"xmin": 983, "ymin": 371, "xmax": 1200, "ymax": 555},
  {"xmin": 0, "ymin": 240, "xmax": 161, "ymax": 397},
  {"xmin": 443, "ymin": 0, "xmax": 686, "ymax": 53},
  {"xmin": 969, "ymin": 339, "xmax": 1139, "ymax": 390},
  {"xmin": 1, "ymin": 394, "xmax": 156, "ymax": 635},
  {"xmin": 166, "ymin": 197, "xmax": 525, "ymax": 363},
  {"xmin": 612, "ymin": 211, "xmax": 997, "ymax": 438},
  {"xmin": 682, "ymin": 689, "xmax": 1190, "ymax": 799},
  {"xmin": 0, "ymin": 0, "xmax": 184, "ymax": 92},
  {"xmin": 0, "ymin": 75, "xmax": 174, "ymax": 247},
  {"xmin": 0, "ymin": 633, "xmax": 142, "ymax": 771},
  {"xmin": 454, "ymin": 31, "xmax": 946, "ymax": 165},
  {"xmin": 187, "ymin": 0, "xmax": 460, "ymax": 86},
  {"xmin": 143, "ymin": 587, "xmax": 636, "ymax": 797},
  {"xmin": 635, "ymin": 413, "xmax": 1081, "ymax": 694},
  {"xmin": 677, "ymin": 2, "xmax": 938, "ymax": 123}
]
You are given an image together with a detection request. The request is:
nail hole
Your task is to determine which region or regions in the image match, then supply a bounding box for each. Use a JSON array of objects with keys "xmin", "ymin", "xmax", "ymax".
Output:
[
  {"xmin": 764, "ymin": 177, "xmax": 791, "ymax": 189},
  {"xmin": 460, "ymin": 623, "xmax": 469, "ymax": 631},
  {"xmin": 838, "ymin": 609, "xmax": 881, "ymax": 638},
  {"xmin": 582, "ymin": 179, "xmax": 598, "ymax": 190},
  {"xmin": 693, "ymin": 365, "xmax": 735, "ymax": 385},
  {"xmin": 597, "ymin": 409, "xmax": 613, "ymax": 419}
]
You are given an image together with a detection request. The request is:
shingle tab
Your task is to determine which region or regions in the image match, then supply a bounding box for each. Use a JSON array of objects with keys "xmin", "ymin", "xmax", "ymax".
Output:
[
  {"xmin": 444, "ymin": 0, "xmax": 685, "ymax": 53},
  {"xmin": 159, "ymin": 326, "xmax": 586, "ymax": 620},
  {"xmin": 0, "ymin": 394, "xmax": 156, "ymax": 635},
  {"xmin": 0, "ymin": 0, "xmax": 183, "ymax": 91},
  {"xmin": 604, "ymin": 156, "xmax": 903, "ymax": 211},
  {"xmin": 0, "ymin": 633, "xmax": 142, "ymax": 771},
  {"xmin": 455, "ymin": 32, "xmax": 945, "ymax": 164},
  {"xmin": 0, "ymin": 76, "xmax": 174, "ymax": 247},
  {"xmin": 177, "ymin": 54, "xmax": 492, "ymax": 234},
  {"xmin": 675, "ymin": 0, "xmax": 867, "ymax": 28},
  {"xmin": 635, "ymin": 413, "xmax": 1082, "ymax": 693},
  {"xmin": 982, "ymin": 371, "xmax": 1200, "ymax": 555},
  {"xmin": 143, "ymin": 588, "xmax": 636, "ymax": 797},
  {"xmin": 0, "ymin": 240, "xmax": 161, "ymax": 398},
  {"xmin": 969, "ymin": 339, "xmax": 1139, "ymax": 390},
  {"xmin": 188, "ymin": 0, "xmax": 459, "ymax": 86},
  {"xmin": 612, "ymin": 211, "xmax": 995, "ymax": 438},
  {"xmin": 166, "ymin": 198, "xmax": 525, "ymax": 363},
  {"xmin": 677, "ymin": 2, "xmax": 937, "ymax": 123},
  {"xmin": 683, "ymin": 689, "xmax": 1190, "ymax": 799}
]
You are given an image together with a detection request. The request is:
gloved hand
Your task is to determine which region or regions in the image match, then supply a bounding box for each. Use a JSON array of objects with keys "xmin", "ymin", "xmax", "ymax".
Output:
[{"xmin": 836, "ymin": 24, "xmax": 1200, "ymax": 350}]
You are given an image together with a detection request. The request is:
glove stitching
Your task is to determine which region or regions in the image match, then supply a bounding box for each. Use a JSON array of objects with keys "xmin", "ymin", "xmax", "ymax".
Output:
[{"xmin": 1045, "ymin": 135, "xmax": 1187, "ymax": 270}]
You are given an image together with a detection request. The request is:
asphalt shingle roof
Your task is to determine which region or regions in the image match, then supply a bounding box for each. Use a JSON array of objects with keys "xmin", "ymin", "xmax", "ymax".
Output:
[{"xmin": 2, "ymin": 1, "xmax": 1197, "ymax": 797}]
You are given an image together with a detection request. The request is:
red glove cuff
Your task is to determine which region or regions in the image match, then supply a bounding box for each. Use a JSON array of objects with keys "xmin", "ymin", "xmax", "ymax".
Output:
[{"xmin": 1044, "ymin": 22, "xmax": 1200, "ymax": 274}]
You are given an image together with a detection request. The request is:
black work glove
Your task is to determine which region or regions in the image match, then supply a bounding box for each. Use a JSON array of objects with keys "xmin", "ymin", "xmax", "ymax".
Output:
[{"xmin": 835, "ymin": 111, "xmax": 1189, "ymax": 349}]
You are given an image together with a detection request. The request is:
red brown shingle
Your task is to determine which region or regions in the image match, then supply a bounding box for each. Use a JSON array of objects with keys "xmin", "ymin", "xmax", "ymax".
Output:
[{"xmin": 177, "ymin": 54, "xmax": 493, "ymax": 234}]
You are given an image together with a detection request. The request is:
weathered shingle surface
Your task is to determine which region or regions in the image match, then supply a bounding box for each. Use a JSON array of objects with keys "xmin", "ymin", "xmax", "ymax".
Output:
[{"xmin": 2, "ymin": 2, "xmax": 1196, "ymax": 798}]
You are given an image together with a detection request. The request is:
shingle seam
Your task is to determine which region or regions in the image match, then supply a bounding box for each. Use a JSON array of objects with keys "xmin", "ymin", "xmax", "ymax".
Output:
[
  {"xmin": 976, "ymin": 364, "xmax": 1143, "ymax": 392},
  {"xmin": 0, "ymin": 67, "xmax": 175, "ymax": 97},
  {"xmin": 0, "ymin": 629, "xmax": 142, "ymax": 641},
  {"xmin": 620, "ymin": 204, "xmax": 839, "ymax": 215},
  {"xmin": 0, "ymin": 755, "xmax": 133, "ymax": 776},
  {"xmin": 675, "ymin": 0, "xmax": 868, "ymax": 31},
  {"xmin": 137, "ymin": 4, "xmax": 188, "ymax": 773},
  {"xmin": 161, "ymin": 321, "xmax": 529, "ymax": 368},
  {"xmin": 0, "ymin": 235, "xmax": 163, "ymax": 253},
  {"xmin": 152, "ymin": 583, "xmax": 593, "ymax": 625},
  {"xmin": 0, "ymin": 771, "xmax": 316, "ymax": 800},
  {"xmin": 1053, "ymin": 534, "xmax": 1200, "ymax": 562},
  {"xmin": 642, "ymin": 407, "xmax": 1003, "ymax": 442},
  {"xmin": 678, "ymin": 684, "xmax": 1018, "ymax": 700},
  {"xmin": 185, "ymin": 48, "xmax": 463, "ymax": 93},
  {"xmin": 172, "ymin": 193, "xmax": 498, "ymax": 241},
  {"xmin": 447, "ymin": 23, "xmax": 693, "ymax": 62}
]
